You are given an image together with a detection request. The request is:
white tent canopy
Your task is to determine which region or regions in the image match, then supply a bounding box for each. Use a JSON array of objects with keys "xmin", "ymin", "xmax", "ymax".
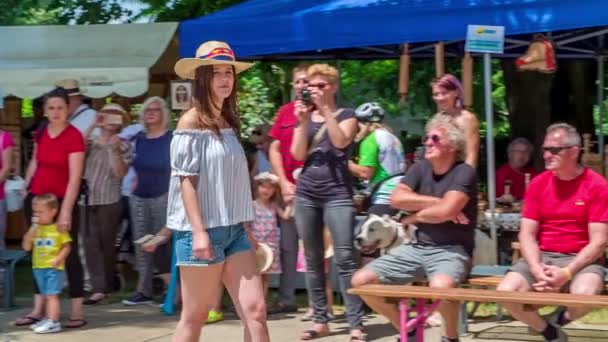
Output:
[{"xmin": 0, "ymin": 22, "xmax": 178, "ymax": 99}]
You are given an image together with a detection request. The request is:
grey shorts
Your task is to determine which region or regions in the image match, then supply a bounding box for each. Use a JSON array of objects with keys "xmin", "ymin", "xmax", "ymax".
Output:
[
  {"xmin": 366, "ymin": 244, "xmax": 471, "ymax": 285},
  {"xmin": 511, "ymin": 251, "xmax": 606, "ymax": 289}
]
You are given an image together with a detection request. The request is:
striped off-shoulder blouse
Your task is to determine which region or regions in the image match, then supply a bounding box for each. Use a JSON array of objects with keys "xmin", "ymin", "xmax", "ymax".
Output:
[{"xmin": 166, "ymin": 129, "xmax": 254, "ymax": 231}]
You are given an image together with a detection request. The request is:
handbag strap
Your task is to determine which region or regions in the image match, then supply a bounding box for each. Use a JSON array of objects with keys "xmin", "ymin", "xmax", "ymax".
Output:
[{"xmin": 306, "ymin": 109, "xmax": 344, "ymax": 157}]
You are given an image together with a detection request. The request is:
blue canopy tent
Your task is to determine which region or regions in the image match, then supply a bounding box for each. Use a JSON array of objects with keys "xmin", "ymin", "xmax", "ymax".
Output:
[
  {"xmin": 179, "ymin": 0, "xmax": 608, "ymax": 60},
  {"xmin": 179, "ymin": 0, "xmax": 608, "ymax": 264}
]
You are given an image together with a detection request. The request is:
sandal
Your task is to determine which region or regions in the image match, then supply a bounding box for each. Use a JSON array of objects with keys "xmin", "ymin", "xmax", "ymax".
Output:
[
  {"xmin": 65, "ymin": 318, "xmax": 88, "ymax": 329},
  {"xmin": 300, "ymin": 329, "xmax": 330, "ymax": 340},
  {"xmin": 350, "ymin": 335, "xmax": 368, "ymax": 341},
  {"xmin": 14, "ymin": 315, "xmax": 41, "ymax": 327}
]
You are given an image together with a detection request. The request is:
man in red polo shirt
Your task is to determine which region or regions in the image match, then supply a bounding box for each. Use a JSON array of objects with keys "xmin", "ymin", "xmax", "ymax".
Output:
[
  {"xmin": 498, "ymin": 123, "xmax": 608, "ymax": 342},
  {"xmin": 267, "ymin": 64, "xmax": 308, "ymax": 314},
  {"xmin": 495, "ymin": 137, "xmax": 539, "ymax": 200}
]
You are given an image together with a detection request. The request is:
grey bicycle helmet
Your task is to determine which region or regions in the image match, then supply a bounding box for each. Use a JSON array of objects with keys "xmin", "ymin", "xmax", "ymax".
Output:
[{"xmin": 355, "ymin": 102, "xmax": 385, "ymax": 123}]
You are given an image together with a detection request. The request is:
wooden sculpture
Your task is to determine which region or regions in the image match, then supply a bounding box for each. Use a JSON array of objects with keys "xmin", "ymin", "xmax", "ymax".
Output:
[
  {"xmin": 398, "ymin": 43, "xmax": 410, "ymax": 104},
  {"xmin": 461, "ymin": 52, "xmax": 473, "ymax": 108},
  {"xmin": 516, "ymin": 34, "xmax": 557, "ymax": 73}
]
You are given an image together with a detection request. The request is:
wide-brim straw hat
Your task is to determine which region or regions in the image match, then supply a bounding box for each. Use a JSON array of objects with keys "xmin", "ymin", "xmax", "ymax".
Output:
[
  {"xmin": 175, "ymin": 40, "xmax": 254, "ymax": 80},
  {"xmin": 255, "ymin": 242, "xmax": 274, "ymax": 273}
]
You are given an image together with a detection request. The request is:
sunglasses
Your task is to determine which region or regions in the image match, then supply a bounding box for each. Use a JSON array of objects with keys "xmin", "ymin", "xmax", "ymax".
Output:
[
  {"xmin": 542, "ymin": 145, "xmax": 575, "ymax": 155},
  {"xmin": 308, "ymin": 82, "xmax": 328, "ymax": 89},
  {"xmin": 422, "ymin": 134, "xmax": 441, "ymax": 145},
  {"xmin": 293, "ymin": 79, "xmax": 309, "ymax": 85},
  {"xmin": 252, "ymin": 130, "xmax": 262, "ymax": 135}
]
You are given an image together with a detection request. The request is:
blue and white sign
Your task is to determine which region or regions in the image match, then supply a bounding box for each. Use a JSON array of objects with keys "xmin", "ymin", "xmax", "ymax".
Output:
[{"xmin": 465, "ymin": 25, "xmax": 505, "ymax": 54}]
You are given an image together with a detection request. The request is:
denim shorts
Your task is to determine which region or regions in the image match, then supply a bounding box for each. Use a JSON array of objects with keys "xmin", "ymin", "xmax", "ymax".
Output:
[
  {"xmin": 33, "ymin": 268, "xmax": 65, "ymax": 295},
  {"xmin": 174, "ymin": 223, "xmax": 252, "ymax": 266}
]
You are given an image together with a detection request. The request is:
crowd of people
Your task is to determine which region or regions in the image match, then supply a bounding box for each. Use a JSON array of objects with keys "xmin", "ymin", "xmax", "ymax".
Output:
[{"xmin": 2, "ymin": 39, "xmax": 607, "ymax": 342}]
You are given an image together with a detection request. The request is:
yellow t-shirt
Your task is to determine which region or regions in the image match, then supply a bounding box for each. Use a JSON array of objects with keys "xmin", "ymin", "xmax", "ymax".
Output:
[{"xmin": 32, "ymin": 224, "xmax": 72, "ymax": 270}]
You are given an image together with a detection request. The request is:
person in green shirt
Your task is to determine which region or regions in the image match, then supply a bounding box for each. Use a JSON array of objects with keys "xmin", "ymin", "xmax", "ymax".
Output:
[{"xmin": 349, "ymin": 102, "xmax": 405, "ymax": 215}]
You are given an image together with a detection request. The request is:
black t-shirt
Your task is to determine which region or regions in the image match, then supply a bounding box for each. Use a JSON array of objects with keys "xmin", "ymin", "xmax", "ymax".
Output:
[
  {"xmin": 296, "ymin": 109, "xmax": 355, "ymax": 200},
  {"xmin": 402, "ymin": 160, "xmax": 478, "ymax": 255}
]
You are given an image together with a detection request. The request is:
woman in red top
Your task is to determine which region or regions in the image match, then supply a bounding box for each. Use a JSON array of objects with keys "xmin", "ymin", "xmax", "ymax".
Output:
[{"xmin": 15, "ymin": 87, "xmax": 87, "ymax": 328}]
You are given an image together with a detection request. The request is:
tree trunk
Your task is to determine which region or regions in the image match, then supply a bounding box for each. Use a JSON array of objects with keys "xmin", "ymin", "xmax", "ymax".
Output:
[{"xmin": 502, "ymin": 59, "xmax": 554, "ymax": 169}]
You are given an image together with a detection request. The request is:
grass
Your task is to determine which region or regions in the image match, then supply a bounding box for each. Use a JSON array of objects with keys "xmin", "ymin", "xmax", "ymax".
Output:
[{"xmin": 8, "ymin": 261, "xmax": 608, "ymax": 324}]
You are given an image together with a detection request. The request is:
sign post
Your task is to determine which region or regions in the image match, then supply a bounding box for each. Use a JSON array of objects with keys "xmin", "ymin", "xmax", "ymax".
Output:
[{"xmin": 466, "ymin": 25, "xmax": 505, "ymax": 265}]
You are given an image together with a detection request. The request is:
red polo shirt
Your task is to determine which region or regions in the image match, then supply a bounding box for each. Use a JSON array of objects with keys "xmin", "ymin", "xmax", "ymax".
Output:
[
  {"xmin": 268, "ymin": 102, "xmax": 304, "ymax": 184},
  {"xmin": 522, "ymin": 168, "xmax": 608, "ymax": 254},
  {"xmin": 30, "ymin": 125, "xmax": 85, "ymax": 198},
  {"xmin": 495, "ymin": 163, "xmax": 539, "ymax": 200}
]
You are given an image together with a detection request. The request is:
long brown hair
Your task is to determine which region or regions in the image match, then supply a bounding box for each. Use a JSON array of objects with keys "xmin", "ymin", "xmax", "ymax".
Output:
[{"xmin": 192, "ymin": 65, "xmax": 240, "ymax": 137}]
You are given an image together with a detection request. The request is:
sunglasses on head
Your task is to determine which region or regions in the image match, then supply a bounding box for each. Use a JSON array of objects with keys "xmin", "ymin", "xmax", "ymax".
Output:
[
  {"xmin": 422, "ymin": 134, "xmax": 441, "ymax": 144},
  {"xmin": 542, "ymin": 145, "xmax": 575, "ymax": 155},
  {"xmin": 308, "ymin": 82, "xmax": 328, "ymax": 89}
]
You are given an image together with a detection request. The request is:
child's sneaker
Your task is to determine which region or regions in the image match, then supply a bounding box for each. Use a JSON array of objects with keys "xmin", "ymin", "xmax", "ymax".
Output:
[
  {"xmin": 30, "ymin": 318, "xmax": 47, "ymax": 330},
  {"xmin": 34, "ymin": 320, "xmax": 61, "ymax": 334}
]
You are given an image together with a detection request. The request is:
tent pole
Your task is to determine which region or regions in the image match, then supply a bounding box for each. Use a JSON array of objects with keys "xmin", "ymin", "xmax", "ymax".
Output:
[
  {"xmin": 598, "ymin": 55, "xmax": 605, "ymax": 175},
  {"xmin": 484, "ymin": 53, "xmax": 498, "ymax": 265}
]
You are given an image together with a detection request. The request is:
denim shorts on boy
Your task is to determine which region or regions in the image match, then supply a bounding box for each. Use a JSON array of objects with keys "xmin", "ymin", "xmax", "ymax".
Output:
[
  {"xmin": 175, "ymin": 223, "xmax": 252, "ymax": 266},
  {"xmin": 366, "ymin": 244, "xmax": 471, "ymax": 285},
  {"xmin": 33, "ymin": 268, "xmax": 65, "ymax": 295}
]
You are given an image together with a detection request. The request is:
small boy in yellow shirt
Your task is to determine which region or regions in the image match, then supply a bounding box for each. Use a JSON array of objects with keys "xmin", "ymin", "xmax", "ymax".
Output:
[{"xmin": 22, "ymin": 194, "xmax": 72, "ymax": 334}]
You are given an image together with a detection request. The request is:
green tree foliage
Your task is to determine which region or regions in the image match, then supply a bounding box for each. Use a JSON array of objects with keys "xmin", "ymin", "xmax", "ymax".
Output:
[
  {"xmin": 0, "ymin": 0, "xmax": 129, "ymax": 25},
  {"xmin": 238, "ymin": 66, "xmax": 277, "ymax": 136},
  {"xmin": 131, "ymin": 0, "xmax": 245, "ymax": 22}
]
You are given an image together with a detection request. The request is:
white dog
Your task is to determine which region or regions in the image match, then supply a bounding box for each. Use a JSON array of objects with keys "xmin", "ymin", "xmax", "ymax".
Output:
[{"xmin": 354, "ymin": 214, "xmax": 417, "ymax": 254}]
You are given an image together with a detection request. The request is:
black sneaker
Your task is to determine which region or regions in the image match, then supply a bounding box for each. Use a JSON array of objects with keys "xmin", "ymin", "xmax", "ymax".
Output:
[{"xmin": 122, "ymin": 292, "xmax": 153, "ymax": 306}]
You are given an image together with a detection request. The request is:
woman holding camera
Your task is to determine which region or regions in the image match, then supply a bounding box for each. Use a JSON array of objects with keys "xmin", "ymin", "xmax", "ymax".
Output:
[
  {"xmin": 81, "ymin": 104, "xmax": 132, "ymax": 305},
  {"xmin": 291, "ymin": 64, "xmax": 365, "ymax": 341}
]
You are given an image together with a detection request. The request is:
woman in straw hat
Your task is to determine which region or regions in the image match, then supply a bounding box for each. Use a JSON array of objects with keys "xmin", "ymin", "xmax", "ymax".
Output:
[{"xmin": 167, "ymin": 41, "xmax": 269, "ymax": 342}]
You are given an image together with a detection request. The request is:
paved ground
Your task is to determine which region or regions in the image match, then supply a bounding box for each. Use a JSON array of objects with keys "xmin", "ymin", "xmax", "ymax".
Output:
[{"xmin": 1, "ymin": 301, "xmax": 608, "ymax": 342}]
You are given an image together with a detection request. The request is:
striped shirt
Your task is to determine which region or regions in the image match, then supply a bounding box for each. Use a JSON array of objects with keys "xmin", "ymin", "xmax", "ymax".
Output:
[
  {"xmin": 166, "ymin": 129, "xmax": 254, "ymax": 231},
  {"xmin": 83, "ymin": 138, "xmax": 133, "ymax": 205}
]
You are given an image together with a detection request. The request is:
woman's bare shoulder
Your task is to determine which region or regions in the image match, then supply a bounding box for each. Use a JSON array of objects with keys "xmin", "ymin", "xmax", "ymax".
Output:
[
  {"xmin": 460, "ymin": 109, "xmax": 480, "ymax": 125},
  {"xmin": 176, "ymin": 109, "xmax": 199, "ymax": 130}
]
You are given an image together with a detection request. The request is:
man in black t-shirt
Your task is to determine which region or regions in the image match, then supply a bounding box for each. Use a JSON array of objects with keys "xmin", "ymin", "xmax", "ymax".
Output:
[{"xmin": 352, "ymin": 115, "xmax": 477, "ymax": 342}]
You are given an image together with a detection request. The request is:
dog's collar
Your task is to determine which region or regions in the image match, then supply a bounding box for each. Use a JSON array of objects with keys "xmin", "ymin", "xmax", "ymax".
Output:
[{"xmin": 383, "ymin": 228, "xmax": 401, "ymax": 249}]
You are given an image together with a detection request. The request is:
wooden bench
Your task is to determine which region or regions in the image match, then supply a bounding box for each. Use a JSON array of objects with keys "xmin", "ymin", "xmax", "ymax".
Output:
[{"xmin": 349, "ymin": 284, "xmax": 608, "ymax": 342}]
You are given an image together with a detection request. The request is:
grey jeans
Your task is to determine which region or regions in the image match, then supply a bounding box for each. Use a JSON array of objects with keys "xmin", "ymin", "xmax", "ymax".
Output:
[
  {"xmin": 294, "ymin": 196, "xmax": 364, "ymax": 329},
  {"xmin": 129, "ymin": 194, "xmax": 171, "ymax": 297},
  {"xmin": 278, "ymin": 216, "xmax": 299, "ymax": 306}
]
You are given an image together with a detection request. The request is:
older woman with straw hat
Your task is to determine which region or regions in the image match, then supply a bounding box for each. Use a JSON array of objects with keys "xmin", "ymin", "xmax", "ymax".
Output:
[{"xmin": 167, "ymin": 41, "xmax": 269, "ymax": 342}]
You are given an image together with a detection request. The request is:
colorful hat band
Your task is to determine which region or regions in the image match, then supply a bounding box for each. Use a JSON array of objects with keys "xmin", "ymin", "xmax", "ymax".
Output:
[{"xmin": 199, "ymin": 47, "xmax": 235, "ymax": 61}]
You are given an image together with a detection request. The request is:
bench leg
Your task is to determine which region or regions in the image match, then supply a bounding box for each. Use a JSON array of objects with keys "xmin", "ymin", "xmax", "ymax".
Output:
[
  {"xmin": 416, "ymin": 299, "xmax": 425, "ymax": 341},
  {"xmin": 400, "ymin": 299, "xmax": 409, "ymax": 342}
]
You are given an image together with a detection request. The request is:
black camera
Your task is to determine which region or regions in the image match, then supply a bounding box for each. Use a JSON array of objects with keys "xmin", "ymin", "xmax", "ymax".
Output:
[{"xmin": 300, "ymin": 88, "xmax": 312, "ymax": 106}]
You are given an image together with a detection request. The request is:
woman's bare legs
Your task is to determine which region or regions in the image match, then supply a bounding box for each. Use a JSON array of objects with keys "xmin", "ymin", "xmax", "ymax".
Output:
[
  {"xmin": 172, "ymin": 264, "xmax": 224, "ymax": 342},
  {"xmin": 223, "ymin": 250, "xmax": 269, "ymax": 342}
]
